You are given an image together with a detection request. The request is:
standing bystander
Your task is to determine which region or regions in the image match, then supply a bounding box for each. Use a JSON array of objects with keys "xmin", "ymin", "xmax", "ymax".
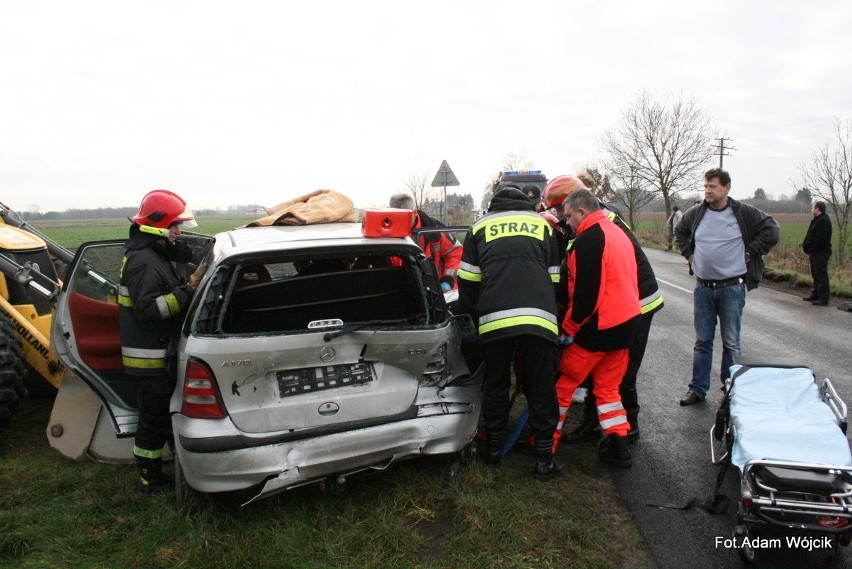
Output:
[
  {"xmin": 802, "ymin": 201, "xmax": 832, "ymax": 306},
  {"xmin": 675, "ymin": 169, "xmax": 779, "ymax": 406},
  {"xmin": 666, "ymin": 206, "xmax": 683, "ymax": 251}
]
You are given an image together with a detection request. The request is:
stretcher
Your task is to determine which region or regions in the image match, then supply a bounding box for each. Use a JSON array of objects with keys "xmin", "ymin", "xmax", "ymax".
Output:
[{"xmin": 709, "ymin": 356, "xmax": 852, "ymax": 563}]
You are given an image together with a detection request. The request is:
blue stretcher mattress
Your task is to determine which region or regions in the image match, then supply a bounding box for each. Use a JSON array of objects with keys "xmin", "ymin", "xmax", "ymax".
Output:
[{"xmin": 729, "ymin": 365, "xmax": 852, "ymax": 469}]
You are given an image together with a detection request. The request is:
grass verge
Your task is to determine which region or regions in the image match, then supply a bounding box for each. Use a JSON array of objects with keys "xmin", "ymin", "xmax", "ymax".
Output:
[{"xmin": 0, "ymin": 398, "xmax": 652, "ymax": 569}]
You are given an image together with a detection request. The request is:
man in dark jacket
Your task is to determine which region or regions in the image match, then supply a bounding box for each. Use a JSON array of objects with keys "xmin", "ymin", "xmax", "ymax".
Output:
[
  {"xmin": 802, "ymin": 201, "xmax": 832, "ymax": 306},
  {"xmin": 457, "ymin": 187, "xmax": 562, "ymax": 480},
  {"xmin": 675, "ymin": 168, "xmax": 779, "ymax": 406},
  {"xmin": 119, "ymin": 189, "xmax": 203, "ymax": 494}
]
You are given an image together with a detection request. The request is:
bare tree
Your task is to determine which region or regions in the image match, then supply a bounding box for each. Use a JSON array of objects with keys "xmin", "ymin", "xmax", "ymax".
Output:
[
  {"xmin": 796, "ymin": 118, "xmax": 852, "ymax": 263},
  {"xmin": 600, "ymin": 90, "xmax": 715, "ymax": 218},
  {"xmin": 607, "ymin": 162, "xmax": 656, "ymax": 229},
  {"xmin": 501, "ymin": 151, "xmax": 536, "ymax": 173},
  {"xmin": 398, "ymin": 154, "xmax": 436, "ymax": 211},
  {"xmin": 575, "ymin": 163, "xmax": 617, "ymax": 202}
]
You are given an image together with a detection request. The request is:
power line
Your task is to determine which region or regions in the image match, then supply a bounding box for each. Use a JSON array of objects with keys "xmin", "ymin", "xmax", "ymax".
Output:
[{"xmin": 712, "ymin": 137, "xmax": 736, "ymax": 168}]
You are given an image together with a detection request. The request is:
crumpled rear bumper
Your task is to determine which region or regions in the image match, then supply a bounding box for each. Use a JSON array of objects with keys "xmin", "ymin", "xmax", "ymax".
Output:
[{"xmin": 173, "ymin": 384, "xmax": 481, "ymax": 498}]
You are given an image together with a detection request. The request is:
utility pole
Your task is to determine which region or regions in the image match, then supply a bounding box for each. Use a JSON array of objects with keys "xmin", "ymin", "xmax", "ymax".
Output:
[{"xmin": 712, "ymin": 137, "xmax": 735, "ymax": 168}]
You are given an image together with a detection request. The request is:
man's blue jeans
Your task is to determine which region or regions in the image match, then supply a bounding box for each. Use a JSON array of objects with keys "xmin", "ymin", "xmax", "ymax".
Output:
[{"xmin": 689, "ymin": 283, "xmax": 746, "ymax": 397}]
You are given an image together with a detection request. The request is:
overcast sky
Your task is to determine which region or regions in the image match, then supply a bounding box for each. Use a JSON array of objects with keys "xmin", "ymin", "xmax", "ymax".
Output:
[{"xmin": 1, "ymin": 0, "xmax": 850, "ymax": 214}]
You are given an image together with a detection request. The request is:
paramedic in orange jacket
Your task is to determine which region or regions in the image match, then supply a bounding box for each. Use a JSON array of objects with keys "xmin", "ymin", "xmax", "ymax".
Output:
[
  {"xmin": 389, "ymin": 193, "xmax": 462, "ymax": 291},
  {"xmin": 553, "ymin": 189, "xmax": 641, "ymax": 468}
]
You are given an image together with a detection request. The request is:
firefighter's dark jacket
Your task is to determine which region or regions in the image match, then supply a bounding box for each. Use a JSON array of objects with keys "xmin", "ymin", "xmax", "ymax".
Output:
[
  {"xmin": 118, "ymin": 226, "xmax": 193, "ymax": 376},
  {"xmin": 674, "ymin": 198, "xmax": 780, "ymax": 291},
  {"xmin": 564, "ymin": 209, "xmax": 641, "ymax": 352},
  {"xmin": 457, "ymin": 190, "xmax": 561, "ymax": 344}
]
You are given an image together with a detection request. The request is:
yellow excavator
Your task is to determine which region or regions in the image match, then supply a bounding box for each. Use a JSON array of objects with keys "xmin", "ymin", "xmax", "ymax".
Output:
[
  {"xmin": 0, "ymin": 202, "xmax": 135, "ymax": 462},
  {"xmin": 0, "ymin": 202, "xmax": 68, "ymax": 428}
]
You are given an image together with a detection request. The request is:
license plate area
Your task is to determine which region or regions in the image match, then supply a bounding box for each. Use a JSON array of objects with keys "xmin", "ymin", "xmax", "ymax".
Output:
[{"xmin": 276, "ymin": 363, "xmax": 374, "ymax": 397}]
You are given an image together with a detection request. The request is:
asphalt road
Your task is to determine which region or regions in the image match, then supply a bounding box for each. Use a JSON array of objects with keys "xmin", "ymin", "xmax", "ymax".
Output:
[{"xmin": 610, "ymin": 248, "xmax": 852, "ymax": 569}]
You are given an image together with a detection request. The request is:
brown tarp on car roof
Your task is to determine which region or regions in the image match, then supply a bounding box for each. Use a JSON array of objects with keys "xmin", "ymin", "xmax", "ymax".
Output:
[{"xmin": 247, "ymin": 189, "xmax": 359, "ymax": 226}]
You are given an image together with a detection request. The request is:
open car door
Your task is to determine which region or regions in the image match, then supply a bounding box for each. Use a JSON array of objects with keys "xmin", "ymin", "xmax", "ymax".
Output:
[{"xmin": 49, "ymin": 233, "xmax": 213, "ymax": 462}]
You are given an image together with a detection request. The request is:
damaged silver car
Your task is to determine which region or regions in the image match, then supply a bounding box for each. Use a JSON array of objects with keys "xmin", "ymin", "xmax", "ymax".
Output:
[{"xmin": 53, "ymin": 221, "xmax": 483, "ymax": 504}]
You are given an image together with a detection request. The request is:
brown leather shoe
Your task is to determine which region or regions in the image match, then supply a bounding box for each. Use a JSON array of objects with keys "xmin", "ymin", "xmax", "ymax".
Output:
[{"xmin": 679, "ymin": 390, "xmax": 704, "ymax": 406}]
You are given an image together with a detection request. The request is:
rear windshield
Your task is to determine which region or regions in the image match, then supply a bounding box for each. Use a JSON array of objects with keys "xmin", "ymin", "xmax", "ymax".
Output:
[{"xmin": 194, "ymin": 251, "xmax": 438, "ymax": 336}]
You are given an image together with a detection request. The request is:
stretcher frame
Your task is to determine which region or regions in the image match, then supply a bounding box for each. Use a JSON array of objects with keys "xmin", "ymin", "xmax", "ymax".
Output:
[{"xmin": 708, "ymin": 356, "xmax": 852, "ymax": 563}]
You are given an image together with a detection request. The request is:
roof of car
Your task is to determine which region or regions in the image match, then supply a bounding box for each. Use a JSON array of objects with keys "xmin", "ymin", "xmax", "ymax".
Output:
[{"xmin": 212, "ymin": 222, "xmax": 419, "ymax": 258}]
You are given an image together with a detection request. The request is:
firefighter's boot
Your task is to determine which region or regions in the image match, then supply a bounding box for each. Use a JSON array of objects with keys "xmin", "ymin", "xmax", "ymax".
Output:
[
  {"xmin": 532, "ymin": 439, "xmax": 563, "ymax": 481},
  {"xmin": 599, "ymin": 434, "xmax": 632, "ymax": 468},
  {"xmin": 136, "ymin": 457, "xmax": 173, "ymax": 495},
  {"xmin": 483, "ymin": 432, "xmax": 504, "ymax": 468}
]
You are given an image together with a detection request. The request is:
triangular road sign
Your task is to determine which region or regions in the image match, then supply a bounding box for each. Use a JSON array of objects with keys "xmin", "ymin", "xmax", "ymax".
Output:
[{"xmin": 431, "ymin": 160, "xmax": 460, "ymax": 187}]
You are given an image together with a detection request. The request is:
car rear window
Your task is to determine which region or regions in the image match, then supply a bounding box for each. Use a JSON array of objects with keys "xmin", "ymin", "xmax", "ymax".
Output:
[{"xmin": 195, "ymin": 252, "xmax": 433, "ymax": 336}]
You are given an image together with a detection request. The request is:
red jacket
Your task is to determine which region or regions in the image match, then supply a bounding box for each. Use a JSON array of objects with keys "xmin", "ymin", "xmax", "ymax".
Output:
[
  {"xmin": 415, "ymin": 213, "xmax": 462, "ymax": 288},
  {"xmin": 564, "ymin": 210, "xmax": 640, "ymax": 351}
]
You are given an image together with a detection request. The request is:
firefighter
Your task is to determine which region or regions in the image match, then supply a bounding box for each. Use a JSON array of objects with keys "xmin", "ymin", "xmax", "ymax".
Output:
[
  {"xmin": 388, "ymin": 193, "xmax": 462, "ymax": 291},
  {"xmin": 552, "ymin": 189, "xmax": 641, "ymax": 467},
  {"xmin": 457, "ymin": 187, "xmax": 562, "ymax": 480},
  {"xmin": 119, "ymin": 189, "xmax": 204, "ymax": 494}
]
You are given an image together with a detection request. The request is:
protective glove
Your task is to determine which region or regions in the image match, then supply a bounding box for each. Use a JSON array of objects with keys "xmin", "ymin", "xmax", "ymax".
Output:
[
  {"xmin": 559, "ymin": 334, "xmax": 574, "ymax": 347},
  {"xmin": 440, "ymin": 276, "xmax": 455, "ymax": 292},
  {"xmin": 187, "ymin": 262, "xmax": 208, "ymax": 290}
]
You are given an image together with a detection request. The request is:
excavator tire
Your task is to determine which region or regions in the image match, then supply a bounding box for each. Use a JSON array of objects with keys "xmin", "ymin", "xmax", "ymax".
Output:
[{"xmin": 0, "ymin": 311, "xmax": 28, "ymax": 430}]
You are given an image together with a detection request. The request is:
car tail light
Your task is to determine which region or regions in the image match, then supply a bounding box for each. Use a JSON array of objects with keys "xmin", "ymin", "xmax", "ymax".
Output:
[
  {"xmin": 181, "ymin": 358, "xmax": 227, "ymax": 419},
  {"xmin": 419, "ymin": 344, "xmax": 447, "ymax": 387}
]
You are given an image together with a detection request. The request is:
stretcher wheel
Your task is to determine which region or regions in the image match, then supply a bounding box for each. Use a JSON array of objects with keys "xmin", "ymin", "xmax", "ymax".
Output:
[{"xmin": 734, "ymin": 525, "xmax": 757, "ymax": 564}]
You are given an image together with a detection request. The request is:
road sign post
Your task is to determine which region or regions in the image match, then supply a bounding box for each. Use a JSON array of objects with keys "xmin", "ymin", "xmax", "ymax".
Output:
[{"xmin": 431, "ymin": 160, "xmax": 460, "ymax": 223}]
